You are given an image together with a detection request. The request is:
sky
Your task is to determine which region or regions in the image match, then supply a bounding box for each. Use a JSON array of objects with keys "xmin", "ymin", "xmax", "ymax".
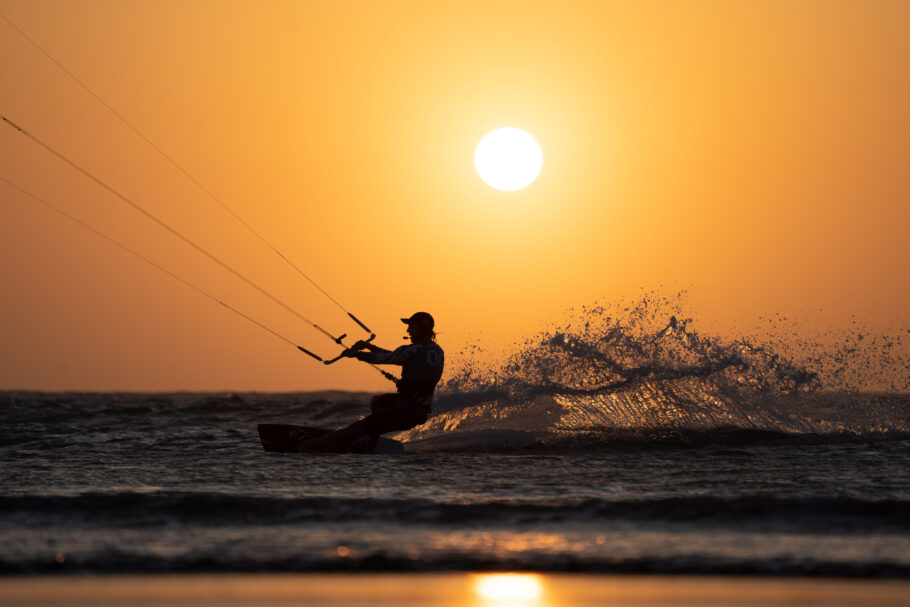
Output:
[{"xmin": 1, "ymin": 0, "xmax": 908, "ymax": 392}]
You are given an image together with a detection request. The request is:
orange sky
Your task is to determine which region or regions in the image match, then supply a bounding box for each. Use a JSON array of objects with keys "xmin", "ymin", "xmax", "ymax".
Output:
[{"xmin": 1, "ymin": 0, "xmax": 908, "ymax": 391}]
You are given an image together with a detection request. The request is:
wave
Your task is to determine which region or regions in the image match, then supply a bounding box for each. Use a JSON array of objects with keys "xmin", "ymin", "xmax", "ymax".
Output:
[
  {"xmin": 3, "ymin": 552, "xmax": 908, "ymax": 577},
  {"xmin": 4, "ymin": 491, "xmax": 908, "ymax": 530}
]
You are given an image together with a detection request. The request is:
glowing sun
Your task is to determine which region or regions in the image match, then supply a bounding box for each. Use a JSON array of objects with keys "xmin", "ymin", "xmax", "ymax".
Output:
[{"xmin": 475, "ymin": 127, "xmax": 543, "ymax": 191}]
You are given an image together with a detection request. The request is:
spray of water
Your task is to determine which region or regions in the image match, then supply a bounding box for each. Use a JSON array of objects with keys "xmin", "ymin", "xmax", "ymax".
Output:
[{"xmin": 399, "ymin": 293, "xmax": 909, "ymax": 448}]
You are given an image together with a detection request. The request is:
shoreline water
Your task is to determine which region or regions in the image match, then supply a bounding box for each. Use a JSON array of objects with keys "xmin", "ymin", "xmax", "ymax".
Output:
[{"xmin": 1, "ymin": 573, "xmax": 908, "ymax": 607}]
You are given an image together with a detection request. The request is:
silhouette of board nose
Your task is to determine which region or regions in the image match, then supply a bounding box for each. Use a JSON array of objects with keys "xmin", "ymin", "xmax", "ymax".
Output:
[{"xmin": 257, "ymin": 423, "xmax": 405, "ymax": 454}]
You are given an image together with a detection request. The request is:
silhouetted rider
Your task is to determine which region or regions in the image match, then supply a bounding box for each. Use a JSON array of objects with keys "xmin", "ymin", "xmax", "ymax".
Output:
[{"xmin": 297, "ymin": 312, "xmax": 444, "ymax": 452}]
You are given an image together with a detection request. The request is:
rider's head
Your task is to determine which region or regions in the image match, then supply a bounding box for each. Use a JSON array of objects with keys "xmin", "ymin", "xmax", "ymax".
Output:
[{"xmin": 401, "ymin": 312, "xmax": 435, "ymax": 343}]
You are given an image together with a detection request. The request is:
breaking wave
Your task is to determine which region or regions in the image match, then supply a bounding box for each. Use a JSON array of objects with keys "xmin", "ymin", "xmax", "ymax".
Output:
[{"xmin": 4, "ymin": 492, "xmax": 908, "ymax": 529}]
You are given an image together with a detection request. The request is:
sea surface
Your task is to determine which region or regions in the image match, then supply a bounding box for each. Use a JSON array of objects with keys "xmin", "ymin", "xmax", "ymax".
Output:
[
  {"xmin": 2, "ymin": 311, "xmax": 909, "ymax": 577},
  {"xmin": 2, "ymin": 391, "xmax": 909, "ymax": 578}
]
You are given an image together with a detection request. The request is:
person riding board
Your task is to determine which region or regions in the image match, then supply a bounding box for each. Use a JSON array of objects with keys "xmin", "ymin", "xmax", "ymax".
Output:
[{"xmin": 297, "ymin": 312, "xmax": 444, "ymax": 452}]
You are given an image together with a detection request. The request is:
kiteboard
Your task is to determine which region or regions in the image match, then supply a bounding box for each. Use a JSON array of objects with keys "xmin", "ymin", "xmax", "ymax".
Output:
[{"xmin": 257, "ymin": 424, "xmax": 405, "ymax": 454}]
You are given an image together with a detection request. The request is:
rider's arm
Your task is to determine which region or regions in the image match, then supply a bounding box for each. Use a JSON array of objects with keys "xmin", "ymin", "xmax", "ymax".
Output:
[
  {"xmin": 354, "ymin": 345, "xmax": 414, "ymax": 365},
  {"xmin": 348, "ymin": 340, "xmax": 382, "ymax": 353}
]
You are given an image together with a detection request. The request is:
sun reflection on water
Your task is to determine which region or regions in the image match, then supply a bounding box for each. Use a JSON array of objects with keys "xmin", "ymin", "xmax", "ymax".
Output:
[{"xmin": 474, "ymin": 573, "xmax": 545, "ymax": 605}]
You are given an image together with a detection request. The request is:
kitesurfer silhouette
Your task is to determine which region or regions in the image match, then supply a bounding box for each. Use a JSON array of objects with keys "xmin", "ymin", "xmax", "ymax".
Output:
[{"xmin": 297, "ymin": 312, "xmax": 444, "ymax": 452}]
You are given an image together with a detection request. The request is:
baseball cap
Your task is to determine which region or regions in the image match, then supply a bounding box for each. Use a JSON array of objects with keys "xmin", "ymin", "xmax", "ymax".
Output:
[{"xmin": 400, "ymin": 312, "xmax": 434, "ymax": 330}]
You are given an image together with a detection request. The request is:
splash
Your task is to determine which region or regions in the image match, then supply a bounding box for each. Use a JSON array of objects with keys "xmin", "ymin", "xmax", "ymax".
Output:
[{"xmin": 399, "ymin": 294, "xmax": 909, "ymax": 449}]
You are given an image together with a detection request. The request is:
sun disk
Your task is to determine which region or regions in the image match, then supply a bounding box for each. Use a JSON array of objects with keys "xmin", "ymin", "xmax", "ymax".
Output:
[{"xmin": 475, "ymin": 127, "xmax": 543, "ymax": 191}]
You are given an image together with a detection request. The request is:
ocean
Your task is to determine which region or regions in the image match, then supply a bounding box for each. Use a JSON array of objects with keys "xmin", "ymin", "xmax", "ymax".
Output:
[{"xmin": 2, "ymin": 310, "xmax": 909, "ymax": 578}]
